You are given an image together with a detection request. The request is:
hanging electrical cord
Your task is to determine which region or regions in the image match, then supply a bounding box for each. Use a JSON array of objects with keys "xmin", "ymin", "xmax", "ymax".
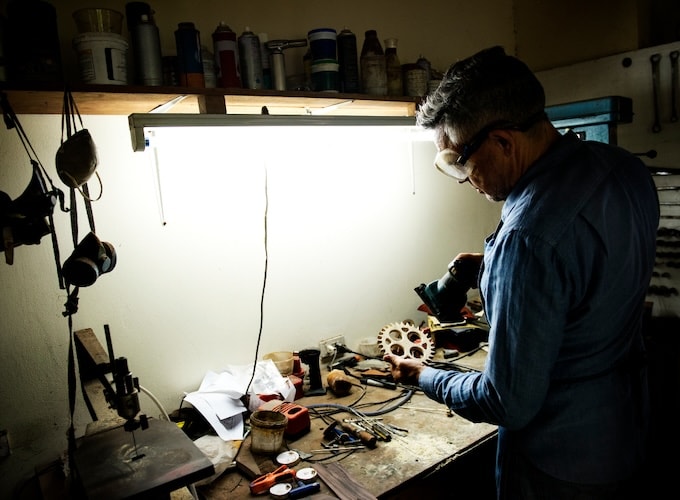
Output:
[
  {"xmin": 139, "ymin": 385, "xmax": 170, "ymax": 421},
  {"xmin": 244, "ymin": 166, "xmax": 269, "ymax": 400}
]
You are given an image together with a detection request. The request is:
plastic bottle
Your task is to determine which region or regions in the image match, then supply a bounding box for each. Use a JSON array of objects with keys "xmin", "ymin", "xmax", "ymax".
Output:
[
  {"xmin": 238, "ymin": 27, "xmax": 263, "ymax": 89},
  {"xmin": 174, "ymin": 22, "xmax": 204, "ymax": 87},
  {"xmin": 212, "ymin": 22, "xmax": 241, "ymax": 88},
  {"xmin": 360, "ymin": 30, "xmax": 386, "ymax": 96},
  {"xmin": 384, "ymin": 38, "xmax": 402, "ymax": 96}
]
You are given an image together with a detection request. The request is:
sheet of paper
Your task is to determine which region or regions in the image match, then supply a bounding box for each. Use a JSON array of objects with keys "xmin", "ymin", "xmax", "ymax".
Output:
[{"xmin": 184, "ymin": 360, "xmax": 295, "ymax": 440}]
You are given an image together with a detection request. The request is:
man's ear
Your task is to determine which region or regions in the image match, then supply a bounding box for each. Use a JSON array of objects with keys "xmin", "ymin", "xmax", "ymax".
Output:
[{"xmin": 489, "ymin": 129, "xmax": 515, "ymax": 156}]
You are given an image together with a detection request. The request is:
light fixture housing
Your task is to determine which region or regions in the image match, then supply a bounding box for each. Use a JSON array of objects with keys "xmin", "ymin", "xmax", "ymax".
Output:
[{"xmin": 128, "ymin": 113, "xmax": 417, "ymax": 152}]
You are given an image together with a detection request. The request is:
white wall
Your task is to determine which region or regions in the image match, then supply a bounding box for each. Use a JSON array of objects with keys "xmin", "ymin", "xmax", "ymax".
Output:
[{"xmin": 0, "ymin": 115, "xmax": 500, "ymax": 494}]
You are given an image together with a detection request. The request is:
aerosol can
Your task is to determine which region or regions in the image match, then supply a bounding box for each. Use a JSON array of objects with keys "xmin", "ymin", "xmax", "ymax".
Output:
[{"xmin": 265, "ymin": 38, "xmax": 307, "ymax": 91}]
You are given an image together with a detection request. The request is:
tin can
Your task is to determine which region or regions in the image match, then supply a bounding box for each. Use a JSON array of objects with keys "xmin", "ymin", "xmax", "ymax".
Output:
[
  {"xmin": 403, "ymin": 63, "xmax": 428, "ymax": 97},
  {"xmin": 174, "ymin": 22, "xmax": 204, "ymax": 87},
  {"xmin": 337, "ymin": 28, "xmax": 359, "ymax": 93},
  {"xmin": 238, "ymin": 27, "xmax": 263, "ymax": 89},
  {"xmin": 130, "ymin": 15, "xmax": 162, "ymax": 85},
  {"xmin": 212, "ymin": 22, "xmax": 241, "ymax": 88}
]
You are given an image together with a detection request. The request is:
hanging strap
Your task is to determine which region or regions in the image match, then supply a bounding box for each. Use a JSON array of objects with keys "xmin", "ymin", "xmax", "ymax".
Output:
[
  {"xmin": 1, "ymin": 91, "xmax": 68, "ymax": 288},
  {"xmin": 61, "ymin": 87, "xmax": 85, "ymax": 143}
]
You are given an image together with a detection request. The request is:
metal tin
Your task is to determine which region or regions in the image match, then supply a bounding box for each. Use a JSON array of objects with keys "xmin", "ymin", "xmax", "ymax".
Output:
[
  {"xmin": 174, "ymin": 22, "xmax": 204, "ymax": 87},
  {"xmin": 212, "ymin": 22, "xmax": 241, "ymax": 88},
  {"xmin": 404, "ymin": 63, "xmax": 428, "ymax": 97},
  {"xmin": 337, "ymin": 28, "xmax": 359, "ymax": 93},
  {"xmin": 130, "ymin": 15, "xmax": 162, "ymax": 85},
  {"xmin": 237, "ymin": 27, "xmax": 263, "ymax": 89}
]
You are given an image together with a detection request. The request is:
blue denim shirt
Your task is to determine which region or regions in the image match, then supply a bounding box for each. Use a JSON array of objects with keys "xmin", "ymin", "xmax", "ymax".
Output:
[{"xmin": 419, "ymin": 131, "xmax": 659, "ymax": 484}]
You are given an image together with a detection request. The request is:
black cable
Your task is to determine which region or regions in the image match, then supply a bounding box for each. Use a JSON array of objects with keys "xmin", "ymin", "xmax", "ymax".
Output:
[{"xmin": 244, "ymin": 167, "xmax": 269, "ymax": 398}]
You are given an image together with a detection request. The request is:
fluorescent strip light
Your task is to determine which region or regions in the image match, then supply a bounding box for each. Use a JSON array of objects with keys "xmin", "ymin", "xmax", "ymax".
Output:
[{"xmin": 128, "ymin": 113, "xmax": 417, "ymax": 152}]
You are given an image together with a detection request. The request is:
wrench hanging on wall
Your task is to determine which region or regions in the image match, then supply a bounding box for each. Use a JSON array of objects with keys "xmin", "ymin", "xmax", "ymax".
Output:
[{"xmin": 650, "ymin": 53, "xmax": 662, "ymax": 133}]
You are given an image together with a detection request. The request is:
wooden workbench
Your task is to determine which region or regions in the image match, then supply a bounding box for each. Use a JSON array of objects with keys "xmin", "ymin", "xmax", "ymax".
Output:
[{"xmin": 197, "ymin": 350, "xmax": 498, "ymax": 499}]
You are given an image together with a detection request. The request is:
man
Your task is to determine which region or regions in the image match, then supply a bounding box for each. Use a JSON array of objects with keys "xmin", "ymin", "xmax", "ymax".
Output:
[{"xmin": 384, "ymin": 46, "xmax": 659, "ymax": 499}]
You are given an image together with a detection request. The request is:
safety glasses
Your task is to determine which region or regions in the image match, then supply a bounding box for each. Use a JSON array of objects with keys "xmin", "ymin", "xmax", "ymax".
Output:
[{"xmin": 434, "ymin": 111, "xmax": 547, "ymax": 180}]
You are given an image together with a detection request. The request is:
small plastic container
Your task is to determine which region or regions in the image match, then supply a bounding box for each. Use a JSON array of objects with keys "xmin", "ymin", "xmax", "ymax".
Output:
[
  {"xmin": 263, "ymin": 351, "xmax": 294, "ymax": 376},
  {"xmin": 311, "ymin": 59, "xmax": 339, "ymax": 92}
]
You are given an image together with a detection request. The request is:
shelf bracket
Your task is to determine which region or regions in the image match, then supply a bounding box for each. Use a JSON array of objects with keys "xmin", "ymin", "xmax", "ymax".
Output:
[{"xmin": 198, "ymin": 95, "xmax": 227, "ymax": 114}]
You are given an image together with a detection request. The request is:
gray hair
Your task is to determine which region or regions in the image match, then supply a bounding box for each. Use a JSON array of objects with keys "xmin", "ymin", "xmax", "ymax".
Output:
[{"xmin": 416, "ymin": 46, "xmax": 546, "ymax": 144}]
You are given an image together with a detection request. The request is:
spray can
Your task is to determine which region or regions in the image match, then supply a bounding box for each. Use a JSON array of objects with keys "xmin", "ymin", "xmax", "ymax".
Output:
[
  {"xmin": 129, "ymin": 14, "xmax": 162, "ymax": 85},
  {"xmin": 212, "ymin": 22, "xmax": 240, "ymax": 88},
  {"xmin": 238, "ymin": 27, "xmax": 263, "ymax": 89},
  {"xmin": 337, "ymin": 28, "xmax": 359, "ymax": 93},
  {"xmin": 174, "ymin": 22, "xmax": 204, "ymax": 87}
]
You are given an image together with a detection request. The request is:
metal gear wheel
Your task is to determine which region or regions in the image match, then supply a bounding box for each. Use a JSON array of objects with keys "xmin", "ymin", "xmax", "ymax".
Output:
[{"xmin": 377, "ymin": 321, "xmax": 435, "ymax": 362}]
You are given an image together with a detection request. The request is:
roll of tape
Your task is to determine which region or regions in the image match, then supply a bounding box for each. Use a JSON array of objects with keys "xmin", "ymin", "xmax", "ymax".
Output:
[
  {"xmin": 276, "ymin": 450, "xmax": 300, "ymax": 466},
  {"xmin": 296, "ymin": 467, "xmax": 318, "ymax": 483},
  {"xmin": 270, "ymin": 482, "xmax": 292, "ymax": 498}
]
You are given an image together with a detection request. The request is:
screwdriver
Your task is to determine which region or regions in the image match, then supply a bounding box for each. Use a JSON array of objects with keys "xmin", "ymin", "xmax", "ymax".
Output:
[{"xmin": 340, "ymin": 421, "xmax": 377, "ymax": 448}]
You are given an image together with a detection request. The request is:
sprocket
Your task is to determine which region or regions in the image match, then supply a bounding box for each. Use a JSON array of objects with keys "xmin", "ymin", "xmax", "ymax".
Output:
[{"xmin": 377, "ymin": 321, "xmax": 435, "ymax": 362}]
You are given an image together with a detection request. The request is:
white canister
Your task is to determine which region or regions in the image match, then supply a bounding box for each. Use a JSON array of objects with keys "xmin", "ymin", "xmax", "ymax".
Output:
[{"xmin": 73, "ymin": 32, "xmax": 128, "ymax": 85}]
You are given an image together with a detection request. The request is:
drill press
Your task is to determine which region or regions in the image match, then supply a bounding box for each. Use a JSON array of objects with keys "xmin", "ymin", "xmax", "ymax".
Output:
[{"xmin": 265, "ymin": 39, "xmax": 307, "ymax": 90}]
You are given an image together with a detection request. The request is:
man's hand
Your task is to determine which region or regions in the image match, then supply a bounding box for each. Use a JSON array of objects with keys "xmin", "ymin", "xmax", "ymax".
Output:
[{"xmin": 383, "ymin": 354, "xmax": 426, "ymax": 386}]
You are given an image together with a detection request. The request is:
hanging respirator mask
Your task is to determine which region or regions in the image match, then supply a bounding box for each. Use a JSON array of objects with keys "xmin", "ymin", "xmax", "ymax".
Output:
[
  {"xmin": 1, "ymin": 162, "xmax": 58, "ymax": 262},
  {"xmin": 62, "ymin": 231, "xmax": 117, "ymax": 287}
]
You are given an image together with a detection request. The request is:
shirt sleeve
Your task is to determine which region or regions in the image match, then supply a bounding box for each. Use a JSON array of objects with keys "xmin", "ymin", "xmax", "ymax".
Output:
[{"xmin": 418, "ymin": 228, "xmax": 573, "ymax": 428}]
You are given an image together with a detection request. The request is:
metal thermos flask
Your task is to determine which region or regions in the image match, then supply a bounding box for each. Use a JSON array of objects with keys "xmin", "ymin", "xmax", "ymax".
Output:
[
  {"xmin": 130, "ymin": 14, "xmax": 162, "ymax": 85},
  {"xmin": 212, "ymin": 22, "xmax": 241, "ymax": 88},
  {"xmin": 238, "ymin": 27, "xmax": 263, "ymax": 89}
]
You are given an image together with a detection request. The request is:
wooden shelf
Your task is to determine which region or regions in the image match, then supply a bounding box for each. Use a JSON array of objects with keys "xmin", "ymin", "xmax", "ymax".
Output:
[{"xmin": 0, "ymin": 83, "xmax": 419, "ymax": 117}]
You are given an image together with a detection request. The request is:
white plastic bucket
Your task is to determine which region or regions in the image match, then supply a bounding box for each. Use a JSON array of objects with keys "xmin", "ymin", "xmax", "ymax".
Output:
[{"xmin": 73, "ymin": 32, "xmax": 128, "ymax": 84}]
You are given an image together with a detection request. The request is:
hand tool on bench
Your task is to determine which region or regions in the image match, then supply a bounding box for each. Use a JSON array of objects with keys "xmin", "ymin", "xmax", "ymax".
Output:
[{"xmin": 249, "ymin": 464, "xmax": 296, "ymax": 495}]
